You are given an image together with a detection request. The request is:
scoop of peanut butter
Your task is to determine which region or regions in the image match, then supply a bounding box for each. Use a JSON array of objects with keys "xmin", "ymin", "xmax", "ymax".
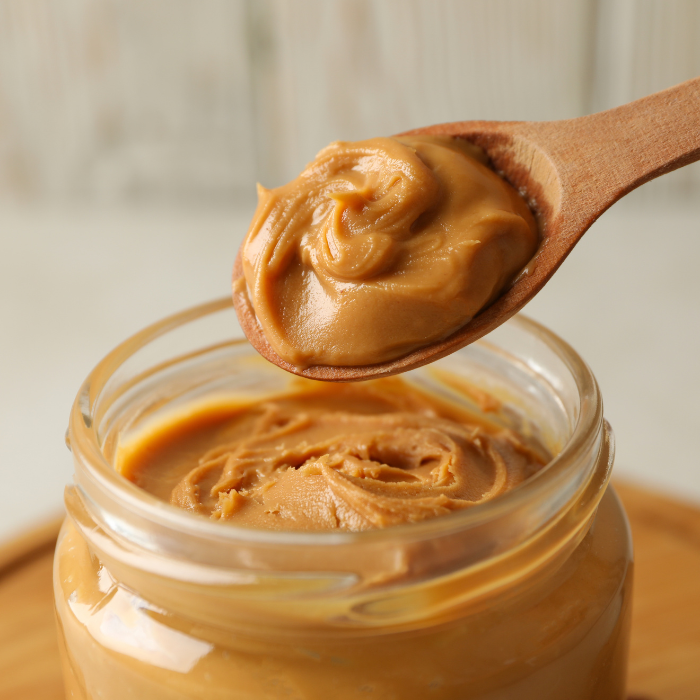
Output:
[
  {"xmin": 237, "ymin": 135, "xmax": 538, "ymax": 368},
  {"xmin": 119, "ymin": 378, "xmax": 547, "ymax": 531}
]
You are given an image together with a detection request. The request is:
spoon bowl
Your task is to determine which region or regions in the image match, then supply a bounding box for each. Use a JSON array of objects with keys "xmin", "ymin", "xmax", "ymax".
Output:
[{"xmin": 233, "ymin": 77, "xmax": 700, "ymax": 381}]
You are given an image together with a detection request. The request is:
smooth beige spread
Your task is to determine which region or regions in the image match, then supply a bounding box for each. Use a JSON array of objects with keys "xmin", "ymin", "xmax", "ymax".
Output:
[
  {"xmin": 118, "ymin": 378, "xmax": 547, "ymax": 531},
  {"xmin": 237, "ymin": 135, "xmax": 538, "ymax": 368}
]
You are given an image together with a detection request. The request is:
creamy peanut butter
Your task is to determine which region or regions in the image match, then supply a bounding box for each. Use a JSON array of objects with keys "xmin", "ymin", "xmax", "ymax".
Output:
[
  {"xmin": 118, "ymin": 377, "xmax": 547, "ymax": 531},
  {"xmin": 237, "ymin": 135, "xmax": 539, "ymax": 368}
]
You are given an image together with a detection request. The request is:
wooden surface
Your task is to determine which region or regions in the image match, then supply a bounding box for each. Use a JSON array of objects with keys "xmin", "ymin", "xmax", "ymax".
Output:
[
  {"xmin": 0, "ymin": 516, "xmax": 64, "ymax": 700},
  {"xmin": 0, "ymin": 482, "xmax": 698, "ymax": 700}
]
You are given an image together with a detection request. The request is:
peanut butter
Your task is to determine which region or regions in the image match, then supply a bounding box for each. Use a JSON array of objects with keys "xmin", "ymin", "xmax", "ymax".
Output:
[
  {"xmin": 118, "ymin": 377, "xmax": 547, "ymax": 531},
  {"xmin": 236, "ymin": 135, "xmax": 538, "ymax": 368}
]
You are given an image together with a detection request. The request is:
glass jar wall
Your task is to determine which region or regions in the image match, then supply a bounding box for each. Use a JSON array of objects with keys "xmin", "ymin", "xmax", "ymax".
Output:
[{"xmin": 55, "ymin": 298, "xmax": 632, "ymax": 700}]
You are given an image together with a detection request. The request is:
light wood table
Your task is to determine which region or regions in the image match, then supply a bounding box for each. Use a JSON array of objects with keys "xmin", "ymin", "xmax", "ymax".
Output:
[{"xmin": 0, "ymin": 482, "xmax": 698, "ymax": 700}]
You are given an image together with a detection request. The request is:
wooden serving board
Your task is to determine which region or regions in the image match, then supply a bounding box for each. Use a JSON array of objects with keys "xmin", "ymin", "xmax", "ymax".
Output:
[{"xmin": 0, "ymin": 482, "xmax": 698, "ymax": 700}]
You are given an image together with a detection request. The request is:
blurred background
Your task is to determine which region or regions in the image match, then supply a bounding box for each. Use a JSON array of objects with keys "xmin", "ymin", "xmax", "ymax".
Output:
[{"xmin": 1, "ymin": 0, "xmax": 699, "ymax": 541}]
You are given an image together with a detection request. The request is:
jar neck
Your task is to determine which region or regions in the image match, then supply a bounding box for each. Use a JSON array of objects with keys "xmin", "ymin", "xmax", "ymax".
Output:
[{"xmin": 67, "ymin": 418, "xmax": 612, "ymax": 635}]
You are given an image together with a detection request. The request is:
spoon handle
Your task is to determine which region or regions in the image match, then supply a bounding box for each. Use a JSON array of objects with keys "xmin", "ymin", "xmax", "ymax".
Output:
[
  {"xmin": 408, "ymin": 76, "xmax": 700, "ymax": 245},
  {"xmin": 465, "ymin": 76, "xmax": 700, "ymax": 255},
  {"xmin": 541, "ymin": 75, "xmax": 700, "ymax": 216}
]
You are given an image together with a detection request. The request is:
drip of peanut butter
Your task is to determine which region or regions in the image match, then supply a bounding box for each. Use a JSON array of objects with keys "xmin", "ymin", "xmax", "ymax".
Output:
[
  {"xmin": 119, "ymin": 378, "xmax": 547, "ymax": 531},
  {"xmin": 237, "ymin": 135, "xmax": 539, "ymax": 368}
]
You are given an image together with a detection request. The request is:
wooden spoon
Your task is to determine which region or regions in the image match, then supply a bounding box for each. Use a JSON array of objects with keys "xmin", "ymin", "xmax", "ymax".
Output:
[{"xmin": 233, "ymin": 77, "xmax": 700, "ymax": 381}]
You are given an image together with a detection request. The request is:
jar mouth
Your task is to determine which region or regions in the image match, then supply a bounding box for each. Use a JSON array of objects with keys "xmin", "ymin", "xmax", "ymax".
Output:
[{"xmin": 69, "ymin": 297, "xmax": 605, "ymax": 547}]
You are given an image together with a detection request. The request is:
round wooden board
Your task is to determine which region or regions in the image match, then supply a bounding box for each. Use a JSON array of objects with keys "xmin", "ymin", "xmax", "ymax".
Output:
[{"xmin": 0, "ymin": 482, "xmax": 698, "ymax": 700}]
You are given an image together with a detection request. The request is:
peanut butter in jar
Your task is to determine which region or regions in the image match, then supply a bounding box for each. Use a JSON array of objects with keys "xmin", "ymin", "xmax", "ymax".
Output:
[{"xmin": 55, "ymin": 301, "xmax": 632, "ymax": 700}]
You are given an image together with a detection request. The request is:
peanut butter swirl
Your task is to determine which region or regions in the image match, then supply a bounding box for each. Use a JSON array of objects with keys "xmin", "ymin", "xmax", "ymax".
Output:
[
  {"xmin": 237, "ymin": 135, "xmax": 539, "ymax": 368},
  {"xmin": 120, "ymin": 379, "xmax": 547, "ymax": 531}
]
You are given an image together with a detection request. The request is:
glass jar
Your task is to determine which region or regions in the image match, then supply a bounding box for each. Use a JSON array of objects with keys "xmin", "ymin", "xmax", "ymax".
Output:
[{"xmin": 55, "ymin": 298, "xmax": 632, "ymax": 700}]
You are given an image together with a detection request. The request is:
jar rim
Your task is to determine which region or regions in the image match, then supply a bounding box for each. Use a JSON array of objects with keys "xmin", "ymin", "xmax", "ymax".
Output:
[{"xmin": 69, "ymin": 296, "xmax": 604, "ymax": 547}]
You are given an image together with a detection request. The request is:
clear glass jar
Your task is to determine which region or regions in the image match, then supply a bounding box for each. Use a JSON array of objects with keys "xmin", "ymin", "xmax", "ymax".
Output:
[{"xmin": 55, "ymin": 298, "xmax": 632, "ymax": 700}]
